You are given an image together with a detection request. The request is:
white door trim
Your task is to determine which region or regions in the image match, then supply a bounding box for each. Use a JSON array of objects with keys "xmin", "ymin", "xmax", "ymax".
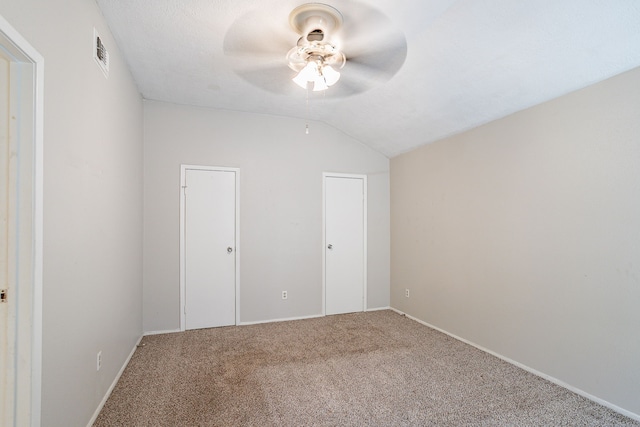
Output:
[
  {"xmin": 0, "ymin": 13, "xmax": 44, "ymax": 427},
  {"xmin": 322, "ymin": 172, "xmax": 367, "ymax": 315},
  {"xmin": 179, "ymin": 165, "xmax": 240, "ymax": 331}
]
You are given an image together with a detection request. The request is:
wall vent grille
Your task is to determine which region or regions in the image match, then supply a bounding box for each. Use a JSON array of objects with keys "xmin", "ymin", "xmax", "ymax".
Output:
[{"xmin": 93, "ymin": 28, "xmax": 109, "ymax": 78}]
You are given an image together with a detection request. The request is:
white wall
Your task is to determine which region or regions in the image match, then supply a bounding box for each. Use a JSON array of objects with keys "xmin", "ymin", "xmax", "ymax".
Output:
[
  {"xmin": 143, "ymin": 101, "xmax": 390, "ymax": 331},
  {"xmin": 391, "ymin": 66, "xmax": 640, "ymax": 417},
  {"xmin": 0, "ymin": 1, "xmax": 143, "ymax": 426}
]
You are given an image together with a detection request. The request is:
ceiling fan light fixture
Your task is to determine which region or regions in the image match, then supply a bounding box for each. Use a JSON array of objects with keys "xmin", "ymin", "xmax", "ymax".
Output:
[
  {"xmin": 322, "ymin": 65, "xmax": 340, "ymax": 86},
  {"xmin": 288, "ymin": 44, "xmax": 344, "ymax": 91},
  {"xmin": 292, "ymin": 61, "xmax": 318, "ymax": 88},
  {"xmin": 312, "ymin": 76, "xmax": 329, "ymax": 92},
  {"xmin": 291, "ymin": 60, "xmax": 341, "ymax": 91},
  {"xmin": 292, "ymin": 72, "xmax": 309, "ymax": 89}
]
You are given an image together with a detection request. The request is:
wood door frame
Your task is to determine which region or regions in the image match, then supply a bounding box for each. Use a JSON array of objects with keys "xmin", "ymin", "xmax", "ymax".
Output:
[
  {"xmin": 322, "ymin": 172, "xmax": 368, "ymax": 316},
  {"xmin": 179, "ymin": 165, "xmax": 240, "ymax": 331},
  {"xmin": 0, "ymin": 13, "xmax": 44, "ymax": 427}
]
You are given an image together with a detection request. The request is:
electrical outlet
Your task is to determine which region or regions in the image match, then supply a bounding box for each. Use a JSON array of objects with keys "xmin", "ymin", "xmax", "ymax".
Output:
[
  {"xmin": 282, "ymin": 290, "xmax": 288, "ymax": 300},
  {"xmin": 405, "ymin": 289, "xmax": 410, "ymax": 298},
  {"xmin": 97, "ymin": 351, "xmax": 102, "ymax": 371}
]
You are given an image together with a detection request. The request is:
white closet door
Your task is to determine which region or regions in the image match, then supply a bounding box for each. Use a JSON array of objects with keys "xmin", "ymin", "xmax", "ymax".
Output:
[
  {"xmin": 0, "ymin": 48, "xmax": 16, "ymax": 427},
  {"xmin": 185, "ymin": 168, "xmax": 236, "ymax": 329},
  {"xmin": 325, "ymin": 175, "xmax": 366, "ymax": 315}
]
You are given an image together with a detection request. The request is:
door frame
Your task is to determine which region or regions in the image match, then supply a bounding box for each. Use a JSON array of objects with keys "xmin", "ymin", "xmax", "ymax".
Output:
[
  {"xmin": 179, "ymin": 165, "xmax": 240, "ymax": 331},
  {"xmin": 322, "ymin": 172, "xmax": 367, "ymax": 315},
  {"xmin": 0, "ymin": 13, "xmax": 44, "ymax": 427}
]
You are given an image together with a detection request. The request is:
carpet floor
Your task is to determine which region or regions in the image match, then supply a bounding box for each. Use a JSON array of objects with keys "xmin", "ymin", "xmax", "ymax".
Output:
[{"xmin": 94, "ymin": 310, "xmax": 639, "ymax": 426}]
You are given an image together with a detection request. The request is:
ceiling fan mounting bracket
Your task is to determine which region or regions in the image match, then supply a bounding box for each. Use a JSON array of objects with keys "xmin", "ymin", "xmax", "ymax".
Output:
[{"xmin": 289, "ymin": 3, "xmax": 343, "ymax": 36}]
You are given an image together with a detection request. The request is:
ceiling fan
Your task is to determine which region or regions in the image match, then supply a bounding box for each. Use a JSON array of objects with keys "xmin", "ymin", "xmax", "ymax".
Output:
[
  {"xmin": 286, "ymin": 4, "xmax": 346, "ymax": 92},
  {"xmin": 223, "ymin": 2, "xmax": 407, "ymax": 98}
]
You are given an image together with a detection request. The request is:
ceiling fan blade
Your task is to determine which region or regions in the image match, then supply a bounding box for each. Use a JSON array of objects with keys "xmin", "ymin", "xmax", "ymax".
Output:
[
  {"xmin": 323, "ymin": 64, "xmax": 387, "ymax": 98},
  {"xmin": 224, "ymin": 8, "xmax": 297, "ymax": 94},
  {"xmin": 323, "ymin": 77, "xmax": 374, "ymax": 98},
  {"xmin": 315, "ymin": 34, "xmax": 407, "ymax": 99},
  {"xmin": 326, "ymin": 2, "xmax": 407, "ymax": 96},
  {"xmin": 234, "ymin": 63, "xmax": 300, "ymax": 96},
  {"xmin": 223, "ymin": 9, "xmax": 295, "ymax": 58},
  {"xmin": 346, "ymin": 35, "xmax": 407, "ymax": 80},
  {"xmin": 335, "ymin": 2, "xmax": 405, "ymax": 51}
]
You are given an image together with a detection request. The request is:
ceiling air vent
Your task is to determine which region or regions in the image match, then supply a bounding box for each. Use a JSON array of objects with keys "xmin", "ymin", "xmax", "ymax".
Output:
[{"xmin": 93, "ymin": 28, "xmax": 109, "ymax": 78}]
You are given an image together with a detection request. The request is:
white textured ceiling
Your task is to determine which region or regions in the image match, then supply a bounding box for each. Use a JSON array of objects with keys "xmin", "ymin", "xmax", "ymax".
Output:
[{"xmin": 95, "ymin": 0, "xmax": 640, "ymax": 157}]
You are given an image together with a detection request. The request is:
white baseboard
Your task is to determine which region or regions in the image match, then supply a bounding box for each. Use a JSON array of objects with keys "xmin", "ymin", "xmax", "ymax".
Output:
[
  {"xmin": 239, "ymin": 313, "xmax": 324, "ymax": 326},
  {"xmin": 238, "ymin": 307, "xmax": 397, "ymax": 326},
  {"xmin": 87, "ymin": 335, "xmax": 143, "ymax": 427},
  {"xmin": 143, "ymin": 328, "xmax": 181, "ymax": 336},
  {"xmin": 145, "ymin": 316, "xmax": 327, "ymax": 332},
  {"xmin": 366, "ymin": 306, "xmax": 391, "ymax": 312},
  {"xmin": 148, "ymin": 309, "xmax": 390, "ymax": 332},
  {"xmin": 239, "ymin": 308, "xmax": 391, "ymax": 325},
  {"xmin": 390, "ymin": 308, "xmax": 640, "ymax": 423}
]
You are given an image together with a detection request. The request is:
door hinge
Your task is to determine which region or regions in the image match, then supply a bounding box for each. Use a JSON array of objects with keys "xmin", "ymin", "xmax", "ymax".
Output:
[
  {"xmin": 0, "ymin": 289, "xmax": 6, "ymax": 303},
  {"xmin": 182, "ymin": 185, "xmax": 187, "ymax": 195}
]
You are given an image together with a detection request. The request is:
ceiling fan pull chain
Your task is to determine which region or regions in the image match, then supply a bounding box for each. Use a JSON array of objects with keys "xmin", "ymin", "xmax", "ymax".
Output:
[{"xmin": 305, "ymin": 87, "xmax": 310, "ymax": 135}]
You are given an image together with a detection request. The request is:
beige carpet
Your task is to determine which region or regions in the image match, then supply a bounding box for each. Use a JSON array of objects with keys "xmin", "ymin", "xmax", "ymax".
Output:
[{"xmin": 95, "ymin": 310, "xmax": 639, "ymax": 426}]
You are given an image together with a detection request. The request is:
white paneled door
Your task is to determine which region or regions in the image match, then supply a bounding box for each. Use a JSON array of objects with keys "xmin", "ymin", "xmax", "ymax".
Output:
[
  {"xmin": 324, "ymin": 174, "xmax": 366, "ymax": 315},
  {"xmin": 0, "ymin": 46, "xmax": 14, "ymax": 427},
  {"xmin": 183, "ymin": 167, "xmax": 238, "ymax": 330},
  {"xmin": 0, "ymin": 19, "xmax": 43, "ymax": 426}
]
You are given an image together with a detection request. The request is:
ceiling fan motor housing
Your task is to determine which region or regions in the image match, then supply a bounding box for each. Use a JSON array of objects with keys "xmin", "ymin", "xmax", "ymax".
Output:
[
  {"xmin": 305, "ymin": 29, "xmax": 324, "ymax": 42},
  {"xmin": 287, "ymin": 4, "xmax": 346, "ymax": 72}
]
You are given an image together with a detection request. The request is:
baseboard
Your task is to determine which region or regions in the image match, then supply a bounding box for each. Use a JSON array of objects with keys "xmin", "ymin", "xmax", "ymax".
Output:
[
  {"xmin": 366, "ymin": 306, "xmax": 391, "ymax": 312},
  {"xmin": 144, "ymin": 316, "xmax": 327, "ymax": 332},
  {"xmin": 239, "ymin": 308, "xmax": 391, "ymax": 325},
  {"xmin": 87, "ymin": 335, "xmax": 143, "ymax": 427},
  {"xmin": 143, "ymin": 328, "xmax": 181, "ymax": 336},
  {"xmin": 147, "ymin": 309, "xmax": 389, "ymax": 332},
  {"xmin": 391, "ymin": 308, "xmax": 640, "ymax": 422},
  {"xmin": 239, "ymin": 313, "xmax": 324, "ymax": 326}
]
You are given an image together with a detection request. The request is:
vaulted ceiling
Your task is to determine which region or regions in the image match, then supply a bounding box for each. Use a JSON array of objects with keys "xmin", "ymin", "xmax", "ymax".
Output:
[{"xmin": 96, "ymin": 0, "xmax": 640, "ymax": 157}]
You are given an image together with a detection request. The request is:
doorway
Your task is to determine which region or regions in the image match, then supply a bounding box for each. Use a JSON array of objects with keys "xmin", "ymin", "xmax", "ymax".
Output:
[
  {"xmin": 179, "ymin": 165, "xmax": 239, "ymax": 330},
  {"xmin": 323, "ymin": 173, "xmax": 367, "ymax": 315},
  {"xmin": 0, "ymin": 14, "xmax": 44, "ymax": 427}
]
